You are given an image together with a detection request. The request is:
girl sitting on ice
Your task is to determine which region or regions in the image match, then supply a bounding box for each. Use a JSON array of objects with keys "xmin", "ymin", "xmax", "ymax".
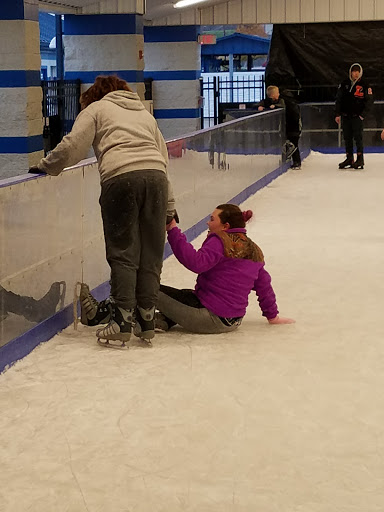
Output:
[{"xmin": 156, "ymin": 203, "xmax": 294, "ymax": 334}]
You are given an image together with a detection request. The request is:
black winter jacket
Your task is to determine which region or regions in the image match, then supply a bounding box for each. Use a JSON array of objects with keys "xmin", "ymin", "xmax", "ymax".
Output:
[{"xmin": 335, "ymin": 64, "xmax": 373, "ymax": 118}]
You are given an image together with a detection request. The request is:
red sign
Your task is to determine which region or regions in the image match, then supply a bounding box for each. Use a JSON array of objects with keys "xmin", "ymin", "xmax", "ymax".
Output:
[{"xmin": 198, "ymin": 34, "xmax": 217, "ymax": 45}]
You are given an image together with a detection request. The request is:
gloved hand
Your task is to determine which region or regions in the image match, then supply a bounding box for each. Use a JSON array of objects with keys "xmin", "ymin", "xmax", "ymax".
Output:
[
  {"xmin": 166, "ymin": 209, "xmax": 179, "ymax": 225},
  {"xmin": 28, "ymin": 166, "xmax": 45, "ymax": 174}
]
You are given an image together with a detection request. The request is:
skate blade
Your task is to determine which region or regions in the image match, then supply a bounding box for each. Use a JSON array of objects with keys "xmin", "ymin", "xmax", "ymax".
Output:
[
  {"xmin": 137, "ymin": 338, "xmax": 152, "ymax": 347},
  {"xmin": 97, "ymin": 338, "xmax": 129, "ymax": 350}
]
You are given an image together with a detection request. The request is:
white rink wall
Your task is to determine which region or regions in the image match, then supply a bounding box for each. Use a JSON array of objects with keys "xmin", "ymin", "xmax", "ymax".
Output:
[{"xmin": 0, "ymin": 110, "xmax": 286, "ymax": 361}]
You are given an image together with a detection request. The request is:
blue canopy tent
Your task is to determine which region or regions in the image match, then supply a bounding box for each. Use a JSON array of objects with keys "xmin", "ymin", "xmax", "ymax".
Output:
[{"xmin": 201, "ymin": 33, "xmax": 270, "ymax": 73}]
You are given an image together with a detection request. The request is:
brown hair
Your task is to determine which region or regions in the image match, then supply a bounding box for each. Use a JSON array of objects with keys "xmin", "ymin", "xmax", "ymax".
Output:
[
  {"xmin": 216, "ymin": 204, "xmax": 253, "ymax": 228},
  {"xmin": 80, "ymin": 75, "xmax": 133, "ymax": 109}
]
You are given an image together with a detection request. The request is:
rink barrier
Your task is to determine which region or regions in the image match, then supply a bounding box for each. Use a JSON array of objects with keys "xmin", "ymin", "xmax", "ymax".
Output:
[
  {"xmin": 0, "ymin": 109, "xmax": 300, "ymax": 374},
  {"xmin": 0, "ymin": 159, "xmax": 299, "ymax": 374}
]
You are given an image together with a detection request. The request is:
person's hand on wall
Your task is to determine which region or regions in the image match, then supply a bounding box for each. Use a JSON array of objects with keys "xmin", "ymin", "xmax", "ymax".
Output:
[
  {"xmin": 28, "ymin": 166, "xmax": 46, "ymax": 174},
  {"xmin": 381, "ymin": 129, "xmax": 384, "ymax": 141},
  {"xmin": 270, "ymin": 104, "xmax": 275, "ymax": 109},
  {"xmin": 335, "ymin": 116, "xmax": 341, "ymax": 125},
  {"xmin": 258, "ymin": 106, "xmax": 264, "ymax": 112}
]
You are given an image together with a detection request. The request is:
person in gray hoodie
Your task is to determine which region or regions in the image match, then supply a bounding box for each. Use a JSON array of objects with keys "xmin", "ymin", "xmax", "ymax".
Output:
[{"xmin": 30, "ymin": 75, "xmax": 176, "ymax": 348}]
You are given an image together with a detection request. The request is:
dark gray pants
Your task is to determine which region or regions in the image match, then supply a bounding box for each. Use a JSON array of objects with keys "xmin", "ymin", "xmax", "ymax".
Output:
[
  {"xmin": 100, "ymin": 170, "xmax": 168, "ymax": 309},
  {"xmin": 342, "ymin": 116, "xmax": 363, "ymax": 154},
  {"xmin": 288, "ymin": 134, "xmax": 301, "ymax": 166}
]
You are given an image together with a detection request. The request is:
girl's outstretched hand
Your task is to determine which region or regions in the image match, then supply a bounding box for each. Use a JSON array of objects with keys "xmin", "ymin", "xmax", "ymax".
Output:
[
  {"xmin": 268, "ymin": 316, "xmax": 295, "ymax": 325},
  {"xmin": 166, "ymin": 219, "xmax": 177, "ymax": 232}
]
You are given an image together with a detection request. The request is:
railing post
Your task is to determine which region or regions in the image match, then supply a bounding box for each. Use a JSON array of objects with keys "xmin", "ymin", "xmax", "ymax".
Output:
[
  {"xmin": 199, "ymin": 77, "xmax": 204, "ymax": 130},
  {"xmin": 213, "ymin": 76, "xmax": 218, "ymax": 126}
]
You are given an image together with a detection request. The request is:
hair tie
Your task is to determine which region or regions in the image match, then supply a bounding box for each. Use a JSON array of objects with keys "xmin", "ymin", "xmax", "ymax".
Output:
[{"xmin": 242, "ymin": 210, "xmax": 253, "ymax": 223}]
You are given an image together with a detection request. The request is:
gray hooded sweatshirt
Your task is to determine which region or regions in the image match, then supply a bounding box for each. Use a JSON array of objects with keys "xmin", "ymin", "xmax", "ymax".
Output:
[{"xmin": 38, "ymin": 90, "xmax": 174, "ymax": 210}]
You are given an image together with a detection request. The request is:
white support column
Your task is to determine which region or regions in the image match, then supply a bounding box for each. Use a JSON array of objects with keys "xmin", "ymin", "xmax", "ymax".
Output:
[
  {"xmin": 144, "ymin": 26, "xmax": 201, "ymax": 139},
  {"xmin": 63, "ymin": 14, "xmax": 145, "ymax": 99},
  {"xmin": 0, "ymin": 0, "xmax": 43, "ymax": 179}
]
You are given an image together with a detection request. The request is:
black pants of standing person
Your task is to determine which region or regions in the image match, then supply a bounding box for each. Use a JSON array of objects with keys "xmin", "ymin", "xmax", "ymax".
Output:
[
  {"xmin": 288, "ymin": 134, "xmax": 301, "ymax": 166},
  {"xmin": 99, "ymin": 169, "xmax": 168, "ymax": 311},
  {"xmin": 342, "ymin": 116, "xmax": 364, "ymax": 154}
]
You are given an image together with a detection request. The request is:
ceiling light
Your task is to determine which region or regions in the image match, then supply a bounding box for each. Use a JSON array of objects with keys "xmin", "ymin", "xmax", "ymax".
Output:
[{"xmin": 174, "ymin": 0, "xmax": 207, "ymax": 8}]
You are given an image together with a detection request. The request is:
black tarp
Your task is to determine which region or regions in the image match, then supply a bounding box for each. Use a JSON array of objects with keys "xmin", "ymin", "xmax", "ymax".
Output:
[{"xmin": 266, "ymin": 21, "xmax": 384, "ymax": 102}]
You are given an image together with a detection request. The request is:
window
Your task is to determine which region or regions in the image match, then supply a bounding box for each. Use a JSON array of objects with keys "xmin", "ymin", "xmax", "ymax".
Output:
[
  {"xmin": 233, "ymin": 55, "xmax": 248, "ymax": 71},
  {"xmin": 251, "ymin": 55, "xmax": 267, "ymax": 70}
]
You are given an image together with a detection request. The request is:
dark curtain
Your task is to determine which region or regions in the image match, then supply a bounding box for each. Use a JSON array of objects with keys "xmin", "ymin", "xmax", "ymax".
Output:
[{"xmin": 266, "ymin": 21, "xmax": 384, "ymax": 101}]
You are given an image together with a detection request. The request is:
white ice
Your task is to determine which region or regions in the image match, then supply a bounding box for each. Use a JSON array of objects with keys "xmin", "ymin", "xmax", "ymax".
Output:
[{"xmin": 1, "ymin": 152, "xmax": 384, "ymax": 511}]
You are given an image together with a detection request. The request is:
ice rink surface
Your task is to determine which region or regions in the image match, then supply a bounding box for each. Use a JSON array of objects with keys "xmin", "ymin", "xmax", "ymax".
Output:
[{"xmin": 1, "ymin": 152, "xmax": 384, "ymax": 511}]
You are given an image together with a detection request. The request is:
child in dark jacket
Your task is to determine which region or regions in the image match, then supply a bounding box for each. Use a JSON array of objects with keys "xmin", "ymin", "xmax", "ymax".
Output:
[
  {"xmin": 156, "ymin": 204, "xmax": 294, "ymax": 334},
  {"xmin": 257, "ymin": 86, "xmax": 302, "ymax": 169},
  {"xmin": 335, "ymin": 63, "xmax": 373, "ymax": 169}
]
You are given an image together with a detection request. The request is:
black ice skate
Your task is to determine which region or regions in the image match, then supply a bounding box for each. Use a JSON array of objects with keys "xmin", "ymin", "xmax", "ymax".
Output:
[
  {"xmin": 96, "ymin": 305, "xmax": 133, "ymax": 349},
  {"xmin": 154, "ymin": 312, "xmax": 171, "ymax": 332},
  {"xmin": 80, "ymin": 283, "xmax": 110, "ymax": 326},
  {"xmin": 283, "ymin": 140, "xmax": 296, "ymax": 160},
  {"xmin": 133, "ymin": 306, "xmax": 155, "ymax": 346},
  {"xmin": 339, "ymin": 154, "xmax": 354, "ymax": 169},
  {"xmin": 352, "ymin": 153, "xmax": 364, "ymax": 169}
]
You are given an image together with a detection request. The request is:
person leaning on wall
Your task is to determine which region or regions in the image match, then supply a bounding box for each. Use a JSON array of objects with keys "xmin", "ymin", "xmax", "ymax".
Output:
[{"xmin": 29, "ymin": 75, "xmax": 177, "ymax": 349}]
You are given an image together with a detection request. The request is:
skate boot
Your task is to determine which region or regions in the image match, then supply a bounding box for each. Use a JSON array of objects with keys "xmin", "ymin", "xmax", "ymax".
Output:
[
  {"xmin": 80, "ymin": 283, "xmax": 110, "ymax": 326},
  {"xmin": 339, "ymin": 153, "xmax": 354, "ymax": 169},
  {"xmin": 283, "ymin": 140, "xmax": 296, "ymax": 160},
  {"xmin": 96, "ymin": 304, "xmax": 133, "ymax": 349},
  {"xmin": 352, "ymin": 152, "xmax": 364, "ymax": 169},
  {"xmin": 133, "ymin": 306, "xmax": 155, "ymax": 346},
  {"xmin": 154, "ymin": 312, "xmax": 171, "ymax": 332}
]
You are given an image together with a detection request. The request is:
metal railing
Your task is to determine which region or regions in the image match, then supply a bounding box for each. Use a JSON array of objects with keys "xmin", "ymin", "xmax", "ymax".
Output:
[
  {"xmin": 200, "ymin": 75, "xmax": 266, "ymax": 128},
  {"xmin": 41, "ymin": 79, "xmax": 81, "ymax": 154}
]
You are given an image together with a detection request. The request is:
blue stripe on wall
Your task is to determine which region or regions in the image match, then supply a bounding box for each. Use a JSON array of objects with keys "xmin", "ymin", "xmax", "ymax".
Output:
[
  {"xmin": 144, "ymin": 25, "xmax": 200, "ymax": 43},
  {"xmin": 65, "ymin": 70, "xmax": 144, "ymax": 83},
  {"xmin": 0, "ymin": 135, "xmax": 43, "ymax": 154},
  {"xmin": 0, "ymin": 1, "xmax": 24, "ymax": 20},
  {"xmin": 154, "ymin": 108, "xmax": 200, "ymax": 119},
  {"xmin": 144, "ymin": 70, "xmax": 201, "ymax": 81},
  {"xmin": 312, "ymin": 146, "xmax": 384, "ymax": 154},
  {"xmin": 64, "ymin": 14, "xmax": 143, "ymax": 35},
  {"xmin": 0, "ymin": 304, "xmax": 75, "ymax": 375},
  {"xmin": 0, "ymin": 70, "xmax": 41, "ymax": 88}
]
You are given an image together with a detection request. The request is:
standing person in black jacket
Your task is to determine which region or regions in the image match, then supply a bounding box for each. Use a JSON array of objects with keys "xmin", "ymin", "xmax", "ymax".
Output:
[
  {"xmin": 280, "ymin": 89, "xmax": 302, "ymax": 169},
  {"xmin": 335, "ymin": 63, "xmax": 373, "ymax": 169}
]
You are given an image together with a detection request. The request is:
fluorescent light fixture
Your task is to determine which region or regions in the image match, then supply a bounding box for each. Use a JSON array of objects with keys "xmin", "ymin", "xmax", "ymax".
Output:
[{"xmin": 174, "ymin": 0, "xmax": 207, "ymax": 8}]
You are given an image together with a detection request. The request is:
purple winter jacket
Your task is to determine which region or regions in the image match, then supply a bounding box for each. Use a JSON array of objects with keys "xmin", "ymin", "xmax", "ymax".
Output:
[{"xmin": 167, "ymin": 226, "xmax": 279, "ymax": 319}]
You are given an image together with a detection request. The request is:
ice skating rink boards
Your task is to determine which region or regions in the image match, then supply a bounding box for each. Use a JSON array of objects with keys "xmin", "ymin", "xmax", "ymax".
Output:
[{"xmin": 1, "ymin": 152, "xmax": 384, "ymax": 511}]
